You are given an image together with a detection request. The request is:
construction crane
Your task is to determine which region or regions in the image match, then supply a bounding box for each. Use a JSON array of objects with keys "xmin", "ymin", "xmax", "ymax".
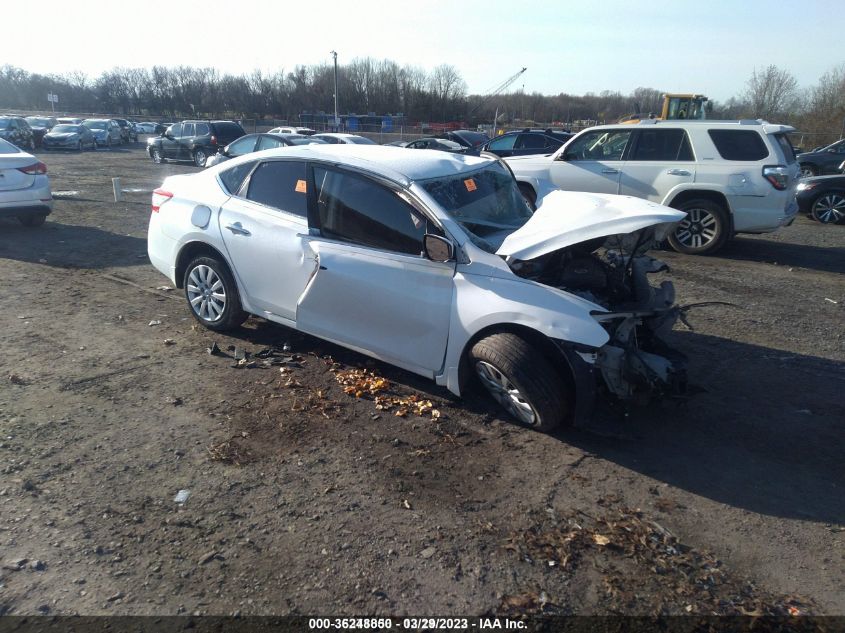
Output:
[{"xmin": 469, "ymin": 67, "xmax": 527, "ymax": 135}]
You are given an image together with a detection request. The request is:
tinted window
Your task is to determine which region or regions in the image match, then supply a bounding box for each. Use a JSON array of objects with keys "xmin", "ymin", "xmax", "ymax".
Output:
[
  {"xmin": 257, "ymin": 136, "xmax": 285, "ymax": 151},
  {"xmin": 227, "ymin": 136, "xmax": 257, "ymax": 157},
  {"xmin": 314, "ymin": 167, "xmax": 426, "ymax": 255},
  {"xmin": 516, "ymin": 134, "xmax": 548, "ymax": 150},
  {"xmin": 708, "ymin": 130, "xmax": 769, "ymax": 161},
  {"xmin": 630, "ymin": 129, "xmax": 694, "ymax": 161},
  {"xmin": 213, "ymin": 122, "xmax": 246, "ymax": 144},
  {"xmin": 182, "ymin": 123, "xmax": 195, "ymax": 137},
  {"xmin": 219, "ymin": 161, "xmax": 256, "ymax": 195},
  {"xmin": 169, "ymin": 123, "xmax": 182, "ymax": 137},
  {"xmin": 488, "ymin": 135, "xmax": 517, "ymax": 151},
  {"xmin": 773, "ymin": 133, "xmax": 796, "ymax": 164},
  {"xmin": 246, "ymin": 161, "xmax": 308, "ymax": 217},
  {"xmin": 316, "ymin": 135, "xmax": 340, "ymax": 144},
  {"xmin": 195, "ymin": 123, "xmax": 210, "ymax": 136},
  {"xmin": 565, "ymin": 129, "xmax": 631, "ymax": 161},
  {"xmin": 349, "ymin": 136, "xmax": 376, "ymax": 144}
]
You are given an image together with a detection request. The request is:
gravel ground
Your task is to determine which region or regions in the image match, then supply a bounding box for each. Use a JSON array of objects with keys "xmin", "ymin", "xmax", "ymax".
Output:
[{"xmin": 0, "ymin": 142, "xmax": 843, "ymax": 617}]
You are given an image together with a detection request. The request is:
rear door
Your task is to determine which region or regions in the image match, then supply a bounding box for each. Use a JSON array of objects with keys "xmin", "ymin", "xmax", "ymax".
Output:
[
  {"xmin": 619, "ymin": 128, "xmax": 695, "ymax": 201},
  {"xmin": 179, "ymin": 123, "xmax": 195, "ymax": 160},
  {"xmin": 549, "ymin": 128, "xmax": 632, "ymax": 194},
  {"xmin": 161, "ymin": 123, "xmax": 182, "ymax": 158}
]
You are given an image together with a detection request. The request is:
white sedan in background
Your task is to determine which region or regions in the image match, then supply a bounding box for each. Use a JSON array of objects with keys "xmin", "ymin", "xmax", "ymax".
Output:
[
  {"xmin": 311, "ymin": 133, "xmax": 376, "ymax": 145},
  {"xmin": 0, "ymin": 138, "xmax": 52, "ymax": 227},
  {"xmin": 148, "ymin": 145, "xmax": 687, "ymax": 431}
]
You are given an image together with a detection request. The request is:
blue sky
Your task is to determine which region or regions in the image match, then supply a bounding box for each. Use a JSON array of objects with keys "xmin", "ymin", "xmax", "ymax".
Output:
[{"xmin": 3, "ymin": 0, "xmax": 842, "ymax": 102}]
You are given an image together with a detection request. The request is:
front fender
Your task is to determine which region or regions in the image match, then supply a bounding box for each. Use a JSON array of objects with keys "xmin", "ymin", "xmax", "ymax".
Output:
[{"xmin": 437, "ymin": 272, "xmax": 609, "ymax": 395}]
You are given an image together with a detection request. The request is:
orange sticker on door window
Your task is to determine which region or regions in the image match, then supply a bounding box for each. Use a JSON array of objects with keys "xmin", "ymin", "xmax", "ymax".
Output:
[
  {"xmin": 464, "ymin": 178, "xmax": 477, "ymax": 192},
  {"xmin": 295, "ymin": 179, "xmax": 307, "ymax": 193}
]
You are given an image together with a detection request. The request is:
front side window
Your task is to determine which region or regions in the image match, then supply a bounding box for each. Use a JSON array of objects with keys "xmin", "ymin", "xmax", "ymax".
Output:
[
  {"xmin": 313, "ymin": 167, "xmax": 427, "ymax": 255},
  {"xmin": 227, "ymin": 136, "xmax": 257, "ymax": 157},
  {"xmin": 488, "ymin": 135, "xmax": 517, "ymax": 151},
  {"xmin": 630, "ymin": 129, "xmax": 694, "ymax": 161},
  {"xmin": 564, "ymin": 129, "xmax": 631, "ymax": 161},
  {"xmin": 246, "ymin": 160, "xmax": 308, "ymax": 217},
  {"xmin": 168, "ymin": 123, "xmax": 182, "ymax": 137},
  {"xmin": 708, "ymin": 130, "xmax": 769, "ymax": 161},
  {"xmin": 257, "ymin": 136, "xmax": 285, "ymax": 151}
]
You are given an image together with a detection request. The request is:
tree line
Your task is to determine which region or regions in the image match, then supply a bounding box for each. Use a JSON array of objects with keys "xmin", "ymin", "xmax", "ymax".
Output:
[{"xmin": 1, "ymin": 59, "xmax": 843, "ymax": 144}]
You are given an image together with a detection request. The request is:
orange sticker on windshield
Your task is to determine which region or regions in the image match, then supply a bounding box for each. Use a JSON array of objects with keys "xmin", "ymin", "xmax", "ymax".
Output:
[
  {"xmin": 295, "ymin": 179, "xmax": 307, "ymax": 193},
  {"xmin": 464, "ymin": 178, "xmax": 477, "ymax": 192}
]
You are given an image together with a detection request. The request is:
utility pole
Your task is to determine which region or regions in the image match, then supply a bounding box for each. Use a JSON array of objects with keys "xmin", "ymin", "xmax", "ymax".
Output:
[{"xmin": 330, "ymin": 50, "xmax": 339, "ymax": 131}]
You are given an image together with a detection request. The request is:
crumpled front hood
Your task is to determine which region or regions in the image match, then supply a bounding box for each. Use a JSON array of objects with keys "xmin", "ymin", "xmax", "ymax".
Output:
[{"xmin": 496, "ymin": 190, "xmax": 685, "ymax": 260}]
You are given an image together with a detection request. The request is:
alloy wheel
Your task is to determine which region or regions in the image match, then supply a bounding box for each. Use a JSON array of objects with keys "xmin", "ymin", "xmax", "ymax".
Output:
[
  {"xmin": 186, "ymin": 265, "xmax": 226, "ymax": 322},
  {"xmin": 674, "ymin": 207, "xmax": 719, "ymax": 249},
  {"xmin": 475, "ymin": 361, "xmax": 537, "ymax": 425},
  {"xmin": 811, "ymin": 193, "xmax": 845, "ymax": 224}
]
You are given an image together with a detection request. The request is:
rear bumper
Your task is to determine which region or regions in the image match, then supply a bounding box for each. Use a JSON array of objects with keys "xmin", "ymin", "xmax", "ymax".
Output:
[
  {"xmin": 0, "ymin": 180, "xmax": 53, "ymax": 218},
  {"xmin": 0, "ymin": 203, "xmax": 52, "ymax": 219},
  {"xmin": 733, "ymin": 198, "xmax": 798, "ymax": 233}
]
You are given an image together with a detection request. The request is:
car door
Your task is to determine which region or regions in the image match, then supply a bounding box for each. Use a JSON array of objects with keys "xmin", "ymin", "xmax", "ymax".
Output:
[
  {"xmin": 619, "ymin": 128, "xmax": 695, "ymax": 201},
  {"xmin": 161, "ymin": 123, "xmax": 182, "ymax": 158},
  {"xmin": 512, "ymin": 133, "xmax": 550, "ymax": 156},
  {"xmin": 296, "ymin": 165, "xmax": 455, "ymax": 376},
  {"xmin": 549, "ymin": 128, "xmax": 632, "ymax": 194},
  {"xmin": 485, "ymin": 134, "xmax": 517, "ymax": 157},
  {"xmin": 179, "ymin": 123, "xmax": 195, "ymax": 160}
]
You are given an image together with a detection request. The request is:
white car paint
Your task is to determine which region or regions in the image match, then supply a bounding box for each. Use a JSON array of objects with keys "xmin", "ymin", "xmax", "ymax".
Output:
[
  {"xmin": 311, "ymin": 133, "xmax": 376, "ymax": 145},
  {"xmin": 0, "ymin": 139, "xmax": 52, "ymax": 222},
  {"xmin": 148, "ymin": 145, "xmax": 687, "ymax": 424}
]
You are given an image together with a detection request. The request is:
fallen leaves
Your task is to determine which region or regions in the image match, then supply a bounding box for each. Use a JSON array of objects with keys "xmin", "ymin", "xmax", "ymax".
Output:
[{"xmin": 334, "ymin": 368, "xmax": 442, "ymax": 419}]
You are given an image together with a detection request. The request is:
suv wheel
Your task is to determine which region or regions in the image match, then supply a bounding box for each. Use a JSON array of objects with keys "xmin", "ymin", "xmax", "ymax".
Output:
[
  {"xmin": 668, "ymin": 199, "xmax": 730, "ymax": 255},
  {"xmin": 799, "ymin": 164, "xmax": 818, "ymax": 178},
  {"xmin": 193, "ymin": 148, "xmax": 208, "ymax": 167},
  {"xmin": 469, "ymin": 332, "xmax": 570, "ymax": 433},
  {"xmin": 810, "ymin": 192, "xmax": 845, "ymax": 224},
  {"xmin": 183, "ymin": 256, "xmax": 248, "ymax": 331},
  {"xmin": 151, "ymin": 147, "xmax": 163, "ymax": 164}
]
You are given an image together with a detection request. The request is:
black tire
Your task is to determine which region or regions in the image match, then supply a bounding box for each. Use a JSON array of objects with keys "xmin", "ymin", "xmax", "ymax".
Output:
[
  {"xmin": 182, "ymin": 255, "xmax": 248, "ymax": 331},
  {"xmin": 106, "ymin": 137, "xmax": 112, "ymax": 148},
  {"xmin": 151, "ymin": 147, "xmax": 163, "ymax": 164},
  {"xmin": 469, "ymin": 332, "xmax": 570, "ymax": 432},
  {"xmin": 76, "ymin": 141, "xmax": 82, "ymax": 151},
  {"xmin": 810, "ymin": 191, "xmax": 845, "ymax": 224},
  {"xmin": 193, "ymin": 148, "xmax": 208, "ymax": 168},
  {"xmin": 28, "ymin": 138, "xmax": 35, "ymax": 151},
  {"xmin": 19, "ymin": 214, "xmax": 47, "ymax": 227},
  {"xmin": 799, "ymin": 164, "xmax": 818, "ymax": 178},
  {"xmin": 518, "ymin": 182, "xmax": 537, "ymax": 210},
  {"xmin": 668, "ymin": 198, "xmax": 730, "ymax": 255}
]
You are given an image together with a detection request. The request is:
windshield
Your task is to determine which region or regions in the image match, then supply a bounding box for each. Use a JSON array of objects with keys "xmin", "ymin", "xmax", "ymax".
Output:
[
  {"xmin": 0, "ymin": 118, "xmax": 11, "ymax": 129},
  {"xmin": 420, "ymin": 163, "xmax": 532, "ymax": 252},
  {"xmin": 26, "ymin": 118, "xmax": 50, "ymax": 127},
  {"xmin": 53, "ymin": 125, "xmax": 79, "ymax": 133},
  {"xmin": 349, "ymin": 136, "xmax": 376, "ymax": 144},
  {"xmin": 85, "ymin": 121, "xmax": 107, "ymax": 130}
]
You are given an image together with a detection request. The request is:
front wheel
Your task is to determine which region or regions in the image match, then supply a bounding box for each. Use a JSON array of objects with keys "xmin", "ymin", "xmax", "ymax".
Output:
[
  {"xmin": 469, "ymin": 333, "xmax": 570, "ymax": 432},
  {"xmin": 799, "ymin": 164, "xmax": 818, "ymax": 178},
  {"xmin": 811, "ymin": 191, "xmax": 845, "ymax": 224},
  {"xmin": 183, "ymin": 256, "xmax": 248, "ymax": 331},
  {"xmin": 517, "ymin": 183, "xmax": 537, "ymax": 211},
  {"xmin": 76, "ymin": 141, "xmax": 82, "ymax": 151},
  {"xmin": 668, "ymin": 199, "xmax": 730, "ymax": 255},
  {"xmin": 193, "ymin": 148, "xmax": 208, "ymax": 167},
  {"xmin": 151, "ymin": 147, "xmax": 163, "ymax": 164}
]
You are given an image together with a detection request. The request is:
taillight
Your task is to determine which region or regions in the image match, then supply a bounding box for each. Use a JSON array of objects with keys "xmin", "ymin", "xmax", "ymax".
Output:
[
  {"xmin": 18, "ymin": 161, "xmax": 47, "ymax": 175},
  {"xmin": 763, "ymin": 165, "xmax": 789, "ymax": 190},
  {"xmin": 210, "ymin": 135, "xmax": 217, "ymax": 145},
  {"xmin": 151, "ymin": 188, "xmax": 173, "ymax": 213}
]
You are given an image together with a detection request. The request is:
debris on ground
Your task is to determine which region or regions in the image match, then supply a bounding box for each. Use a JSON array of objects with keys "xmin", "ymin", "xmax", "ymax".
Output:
[
  {"xmin": 9, "ymin": 374, "xmax": 27, "ymax": 385},
  {"xmin": 207, "ymin": 439, "xmax": 250, "ymax": 466},
  {"xmin": 173, "ymin": 489, "xmax": 191, "ymax": 505},
  {"xmin": 334, "ymin": 368, "xmax": 442, "ymax": 419},
  {"xmin": 207, "ymin": 341, "xmax": 220, "ymax": 356},
  {"xmin": 163, "ymin": 339, "xmax": 176, "ymax": 346},
  {"xmin": 148, "ymin": 320, "xmax": 161, "ymax": 326}
]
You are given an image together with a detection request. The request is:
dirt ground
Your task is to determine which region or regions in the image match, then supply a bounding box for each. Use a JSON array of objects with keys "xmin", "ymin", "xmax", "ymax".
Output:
[{"xmin": 0, "ymin": 141, "xmax": 843, "ymax": 618}]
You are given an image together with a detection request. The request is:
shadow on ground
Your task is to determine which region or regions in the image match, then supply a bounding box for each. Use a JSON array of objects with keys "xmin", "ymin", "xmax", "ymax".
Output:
[{"xmin": 717, "ymin": 234, "xmax": 845, "ymax": 274}]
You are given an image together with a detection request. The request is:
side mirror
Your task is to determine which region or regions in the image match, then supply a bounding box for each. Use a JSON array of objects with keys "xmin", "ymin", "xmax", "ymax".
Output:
[{"xmin": 424, "ymin": 234, "xmax": 454, "ymax": 262}]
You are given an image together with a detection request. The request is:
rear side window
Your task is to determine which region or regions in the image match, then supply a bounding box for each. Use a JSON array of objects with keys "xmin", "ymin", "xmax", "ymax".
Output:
[
  {"xmin": 516, "ymin": 134, "xmax": 548, "ymax": 150},
  {"xmin": 182, "ymin": 123, "xmax": 195, "ymax": 137},
  {"xmin": 708, "ymin": 130, "xmax": 769, "ymax": 161},
  {"xmin": 630, "ymin": 129, "xmax": 694, "ymax": 161},
  {"xmin": 246, "ymin": 160, "xmax": 308, "ymax": 217},
  {"xmin": 772, "ymin": 133, "xmax": 796, "ymax": 164},
  {"xmin": 219, "ymin": 161, "xmax": 256, "ymax": 195}
]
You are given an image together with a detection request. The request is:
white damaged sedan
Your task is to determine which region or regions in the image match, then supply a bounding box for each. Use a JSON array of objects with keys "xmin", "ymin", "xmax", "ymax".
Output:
[{"xmin": 148, "ymin": 145, "xmax": 687, "ymax": 431}]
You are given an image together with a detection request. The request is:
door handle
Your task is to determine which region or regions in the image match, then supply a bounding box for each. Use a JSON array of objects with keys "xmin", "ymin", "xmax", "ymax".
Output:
[
  {"xmin": 601, "ymin": 168, "xmax": 619, "ymax": 174},
  {"xmin": 225, "ymin": 222, "xmax": 251, "ymax": 236},
  {"xmin": 667, "ymin": 169, "xmax": 691, "ymax": 176}
]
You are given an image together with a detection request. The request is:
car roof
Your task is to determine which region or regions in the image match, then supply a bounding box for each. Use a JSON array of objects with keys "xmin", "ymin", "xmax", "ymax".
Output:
[
  {"xmin": 315, "ymin": 133, "xmax": 360, "ymax": 138},
  {"xmin": 218, "ymin": 144, "xmax": 491, "ymax": 185},
  {"xmin": 589, "ymin": 119, "xmax": 795, "ymax": 134}
]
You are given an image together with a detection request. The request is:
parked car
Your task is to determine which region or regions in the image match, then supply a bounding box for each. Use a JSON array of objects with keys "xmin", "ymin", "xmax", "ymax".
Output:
[
  {"xmin": 311, "ymin": 133, "xmax": 376, "ymax": 145},
  {"xmin": 268, "ymin": 126, "xmax": 315, "ymax": 136},
  {"xmin": 0, "ymin": 116, "xmax": 35, "ymax": 150},
  {"xmin": 384, "ymin": 140, "xmax": 410, "ymax": 148},
  {"xmin": 405, "ymin": 137, "xmax": 466, "ymax": 152},
  {"xmin": 56, "ymin": 117, "xmax": 84, "ymax": 125},
  {"xmin": 205, "ymin": 133, "xmax": 326, "ymax": 167},
  {"xmin": 148, "ymin": 145, "xmax": 688, "ymax": 431},
  {"xmin": 24, "ymin": 116, "xmax": 58, "ymax": 147},
  {"xmin": 135, "ymin": 122, "xmax": 158, "ymax": 134},
  {"xmin": 0, "ymin": 138, "xmax": 52, "ymax": 227},
  {"xmin": 437, "ymin": 129, "xmax": 490, "ymax": 152},
  {"xmin": 481, "ymin": 129, "xmax": 574, "ymax": 158},
  {"xmin": 795, "ymin": 139, "xmax": 845, "ymax": 178},
  {"xmin": 41, "ymin": 124, "xmax": 97, "ymax": 151},
  {"xmin": 795, "ymin": 175, "xmax": 845, "ymax": 224},
  {"xmin": 147, "ymin": 120, "xmax": 246, "ymax": 167},
  {"xmin": 506, "ymin": 119, "xmax": 800, "ymax": 255},
  {"xmin": 82, "ymin": 119, "xmax": 123, "ymax": 148},
  {"xmin": 113, "ymin": 118, "xmax": 138, "ymax": 143}
]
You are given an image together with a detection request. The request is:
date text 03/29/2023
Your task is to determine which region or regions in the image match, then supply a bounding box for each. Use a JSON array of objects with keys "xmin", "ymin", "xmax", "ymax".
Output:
[{"xmin": 308, "ymin": 617, "xmax": 526, "ymax": 630}]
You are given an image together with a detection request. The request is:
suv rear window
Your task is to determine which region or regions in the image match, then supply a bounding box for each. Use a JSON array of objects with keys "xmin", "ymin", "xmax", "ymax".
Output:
[
  {"xmin": 772, "ymin": 133, "xmax": 796, "ymax": 164},
  {"xmin": 707, "ymin": 130, "xmax": 769, "ymax": 161},
  {"xmin": 213, "ymin": 122, "xmax": 246, "ymax": 144}
]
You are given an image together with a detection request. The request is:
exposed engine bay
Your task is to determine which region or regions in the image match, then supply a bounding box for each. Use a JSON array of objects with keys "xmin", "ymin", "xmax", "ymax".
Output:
[{"xmin": 508, "ymin": 226, "xmax": 688, "ymax": 405}]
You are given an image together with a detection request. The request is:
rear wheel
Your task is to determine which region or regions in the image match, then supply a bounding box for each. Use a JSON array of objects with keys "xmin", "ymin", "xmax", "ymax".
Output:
[
  {"xmin": 19, "ymin": 214, "xmax": 47, "ymax": 227},
  {"xmin": 799, "ymin": 164, "xmax": 818, "ymax": 178},
  {"xmin": 469, "ymin": 332, "xmax": 570, "ymax": 433},
  {"xmin": 193, "ymin": 148, "xmax": 208, "ymax": 167},
  {"xmin": 183, "ymin": 256, "xmax": 248, "ymax": 331},
  {"xmin": 810, "ymin": 191, "xmax": 845, "ymax": 224},
  {"xmin": 668, "ymin": 199, "xmax": 730, "ymax": 255}
]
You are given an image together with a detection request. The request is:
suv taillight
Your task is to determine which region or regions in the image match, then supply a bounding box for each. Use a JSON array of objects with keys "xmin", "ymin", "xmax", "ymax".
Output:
[
  {"xmin": 210, "ymin": 135, "xmax": 217, "ymax": 145},
  {"xmin": 763, "ymin": 165, "xmax": 789, "ymax": 190},
  {"xmin": 18, "ymin": 161, "xmax": 47, "ymax": 175},
  {"xmin": 151, "ymin": 188, "xmax": 173, "ymax": 213}
]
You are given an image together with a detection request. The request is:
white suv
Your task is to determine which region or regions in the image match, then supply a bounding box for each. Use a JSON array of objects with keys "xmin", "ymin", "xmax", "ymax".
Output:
[{"xmin": 506, "ymin": 120, "xmax": 800, "ymax": 254}]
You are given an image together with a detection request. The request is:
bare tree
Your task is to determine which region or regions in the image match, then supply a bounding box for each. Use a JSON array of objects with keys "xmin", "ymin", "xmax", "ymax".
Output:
[{"xmin": 743, "ymin": 65, "xmax": 801, "ymax": 121}]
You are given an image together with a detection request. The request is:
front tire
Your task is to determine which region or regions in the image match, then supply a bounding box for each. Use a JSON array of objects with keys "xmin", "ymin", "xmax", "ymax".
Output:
[
  {"xmin": 183, "ymin": 256, "xmax": 247, "ymax": 331},
  {"xmin": 151, "ymin": 147, "xmax": 163, "ymax": 164},
  {"xmin": 810, "ymin": 191, "xmax": 845, "ymax": 224},
  {"xmin": 193, "ymin": 148, "xmax": 208, "ymax": 167},
  {"xmin": 469, "ymin": 333, "xmax": 570, "ymax": 432},
  {"xmin": 668, "ymin": 199, "xmax": 730, "ymax": 255},
  {"xmin": 518, "ymin": 183, "xmax": 537, "ymax": 211},
  {"xmin": 76, "ymin": 141, "xmax": 82, "ymax": 151}
]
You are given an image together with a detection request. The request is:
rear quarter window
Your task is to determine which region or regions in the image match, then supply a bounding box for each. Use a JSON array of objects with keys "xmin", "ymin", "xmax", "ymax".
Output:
[
  {"xmin": 772, "ymin": 133, "xmax": 796, "ymax": 164},
  {"xmin": 219, "ymin": 161, "xmax": 256, "ymax": 195},
  {"xmin": 707, "ymin": 129, "xmax": 769, "ymax": 161}
]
